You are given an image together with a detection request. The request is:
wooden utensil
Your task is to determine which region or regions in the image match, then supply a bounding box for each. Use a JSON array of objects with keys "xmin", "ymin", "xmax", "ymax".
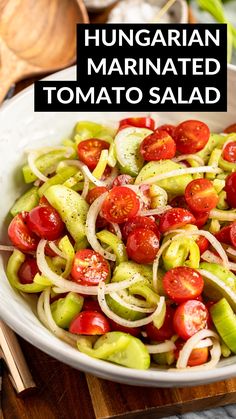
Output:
[{"xmin": 0, "ymin": 0, "xmax": 89, "ymax": 103}]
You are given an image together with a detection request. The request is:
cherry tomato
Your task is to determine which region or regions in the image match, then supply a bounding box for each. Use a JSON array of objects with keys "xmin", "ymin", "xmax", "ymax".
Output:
[
  {"xmin": 196, "ymin": 236, "xmax": 209, "ymax": 254},
  {"xmin": 159, "ymin": 208, "xmax": 196, "ymax": 234},
  {"xmin": 173, "ymin": 120, "xmax": 210, "ymax": 154},
  {"xmin": 83, "ymin": 298, "xmax": 102, "ymax": 312},
  {"xmin": 26, "ymin": 205, "xmax": 64, "ymax": 241},
  {"xmin": 71, "ymin": 249, "xmax": 110, "ymax": 287},
  {"xmin": 77, "ymin": 139, "xmax": 109, "ymax": 170},
  {"xmin": 69, "ymin": 311, "xmax": 110, "ymax": 335},
  {"xmin": 225, "ymin": 173, "xmax": 236, "ymax": 208},
  {"xmin": 122, "ymin": 215, "xmax": 160, "ymax": 242},
  {"xmin": 126, "ymin": 228, "xmax": 159, "ymax": 264},
  {"xmin": 163, "ymin": 267, "xmax": 204, "ymax": 304},
  {"xmin": 173, "ymin": 300, "xmax": 208, "ymax": 341},
  {"xmin": 174, "ymin": 339, "xmax": 209, "ymax": 367},
  {"xmin": 109, "ymin": 319, "xmax": 141, "ymax": 337},
  {"xmin": 230, "ymin": 222, "xmax": 236, "ymax": 247},
  {"xmin": 185, "ymin": 179, "xmax": 218, "ymax": 213},
  {"xmin": 113, "ymin": 174, "xmax": 134, "ymax": 187},
  {"xmin": 8, "ymin": 212, "xmax": 39, "ymax": 252},
  {"xmin": 157, "ymin": 124, "xmax": 175, "ymax": 137},
  {"xmin": 215, "ymin": 224, "xmax": 232, "ymax": 245},
  {"xmin": 18, "ymin": 258, "xmax": 40, "ymax": 284},
  {"xmin": 101, "ymin": 186, "xmax": 140, "ymax": 223},
  {"xmin": 86, "ymin": 186, "xmax": 108, "ymax": 229},
  {"xmin": 169, "ymin": 195, "xmax": 188, "ymax": 209},
  {"xmin": 192, "ymin": 211, "xmax": 209, "ymax": 228},
  {"xmin": 119, "ymin": 117, "xmax": 155, "ymax": 131},
  {"xmin": 224, "ymin": 123, "xmax": 236, "ymax": 134},
  {"xmin": 222, "ymin": 142, "xmax": 236, "ymax": 163},
  {"xmin": 140, "ymin": 130, "xmax": 176, "ymax": 162},
  {"xmin": 145, "ymin": 306, "xmax": 175, "ymax": 341}
]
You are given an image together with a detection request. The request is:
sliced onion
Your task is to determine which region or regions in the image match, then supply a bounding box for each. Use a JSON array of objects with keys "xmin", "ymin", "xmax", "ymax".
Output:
[
  {"xmin": 176, "ymin": 329, "xmax": 220, "ymax": 369},
  {"xmin": 198, "ymin": 268, "xmax": 236, "ymax": 309},
  {"xmin": 202, "ymin": 250, "xmax": 236, "ymax": 271},
  {"xmin": 139, "ymin": 206, "xmax": 171, "ymax": 217},
  {"xmin": 86, "ymin": 192, "xmax": 116, "ymax": 261},
  {"xmin": 81, "ymin": 175, "xmax": 90, "ymax": 199},
  {"xmin": 118, "ymin": 289, "xmax": 153, "ymax": 308},
  {"xmin": 61, "ymin": 160, "xmax": 106, "ymax": 187},
  {"xmin": 109, "ymin": 292, "xmax": 155, "ymax": 313},
  {"xmin": 0, "ymin": 245, "xmax": 17, "ymax": 252},
  {"xmin": 110, "ymin": 222, "xmax": 122, "ymax": 240},
  {"xmin": 136, "ymin": 166, "xmax": 222, "ymax": 185},
  {"xmin": 48, "ymin": 242, "xmax": 66, "ymax": 259},
  {"xmin": 27, "ymin": 146, "xmax": 74, "ymax": 182},
  {"xmin": 209, "ymin": 209, "xmax": 236, "ymax": 221},
  {"xmin": 146, "ymin": 340, "xmax": 176, "ymax": 354},
  {"xmin": 37, "ymin": 291, "xmax": 50, "ymax": 328},
  {"xmin": 152, "ymin": 238, "xmax": 175, "ymax": 291},
  {"xmin": 173, "ymin": 154, "xmax": 205, "ymax": 166},
  {"xmin": 194, "ymin": 338, "xmax": 213, "ymax": 349},
  {"xmin": 226, "ymin": 247, "xmax": 236, "ymax": 257},
  {"xmin": 98, "ymin": 281, "xmax": 165, "ymax": 328}
]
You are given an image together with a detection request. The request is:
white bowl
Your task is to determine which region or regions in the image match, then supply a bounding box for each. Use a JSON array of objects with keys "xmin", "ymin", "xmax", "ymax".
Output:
[{"xmin": 0, "ymin": 66, "xmax": 236, "ymax": 387}]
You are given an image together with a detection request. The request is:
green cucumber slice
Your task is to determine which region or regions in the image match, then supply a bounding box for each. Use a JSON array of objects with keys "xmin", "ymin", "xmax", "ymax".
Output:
[
  {"xmin": 210, "ymin": 298, "xmax": 236, "ymax": 354},
  {"xmin": 10, "ymin": 186, "xmax": 39, "ymax": 217},
  {"xmin": 51, "ymin": 292, "xmax": 84, "ymax": 329},
  {"xmin": 114, "ymin": 127, "xmax": 152, "ymax": 176}
]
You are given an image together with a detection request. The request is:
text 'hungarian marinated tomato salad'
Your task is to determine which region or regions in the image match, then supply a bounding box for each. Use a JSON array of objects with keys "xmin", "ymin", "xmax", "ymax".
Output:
[{"xmin": 3, "ymin": 117, "xmax": 236, "ymax": 371}]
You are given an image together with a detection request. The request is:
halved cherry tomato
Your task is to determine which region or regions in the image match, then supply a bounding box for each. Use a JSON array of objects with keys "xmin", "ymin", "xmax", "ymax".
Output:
[
  {"xmin": 225, "ymin": 173, "xmax": 236, "ymax": 208},
  {"xmin": 215, "ymin": 224, "xmax": 232, "ymax": 245},
  {"xmin": 163, "ymin": 267, "xmax": 204, "ymax": 304},
  {"xmin": 18, "ymin": 258, "xmax": 40, "ymax": 284},
  {"xmin": 192, "ymin": 211, "xmax": 209, "ymax": 228},
  {"xmin": 145, "ymin": 306, "xmax": 175, "ymax": 342},
  {"xmin": 222, "ymin": 142, "xmax": 236, "ymax": 163},
  {"xmin": 83, "ymin": 298, "xmax": 102, "ymax": 312},
  {"xmin": 196, "ymin": 236, "xmax": 209, "ymax": 254},
  {"xmin": 173, "ymin": 300, "xmax": 208, "ymax": 341},
  {"xmin": 173, "ymin": 120, "xmax": 210, "ymax": 154},
  {"xmin": 140, "ymin": 130, "xmax": 176, "ymax": 161},
  {"xmin": 113, "ymin": 174, "xmax": 134, "ymax": 187},
  {"xmin": 109, "ymin": 319, "xmax": 141, "ymax": 337},
  {"xmin": 86, "ymin": 186, "xmax": 108, "ymax": 229},
  {"xmin": 230, "ymin": 222, "xmax": 236, "ymax": 247},
  {"xmin": 26, "ymin": 205, "xmax": 64, "ymax": 241},
  {"xmin": 119, "ymin": 117, "xmax": 155, "ymax": 131},
  {"xmin": 157, "ymin": 124, "xmax": 175, "ymax": 137},
  {"xmin": 169, "ymin": 195, "xmax": 188, "ymax": 209},
  {"xmin": 8, "ymin": 212, "xmax": 39, "ymax": 252},
  {"xmin": 126, "ymin": 228, "xmax": 159, "ymax": 264},
  {"xmin": 101, "ymin": 186, "xmax": 140, "ymax": 223},
  {"xmin": 77, "ymin": 139, "xmax": 109, "ymax": 170},
  {"xmin": 174, "ymin": 339, "xmax": 209, "ymax": 366},
  {"xmin": 185, "ymin": 179, "xmax": 218, "ymax": 213},
  {"xmin": 224, "ymin": 123, "xmax": 236, "ymax": 134},
  {"xmin": 158, "ymin": 208, "xmax": 196, "ymax": 234},
  {"xmin": 71, "ymin": 249, "xmax": 110, "ymax": 286},
  {"xmin": 122, "ymin": 215, "xmax": 160, "ymax": 241},
  {"xmin": 69, "ymin": 311, "xmax": 110, "ymax": 335}
]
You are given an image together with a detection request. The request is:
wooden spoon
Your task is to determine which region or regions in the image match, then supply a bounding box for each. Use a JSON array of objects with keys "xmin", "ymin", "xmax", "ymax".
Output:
[{"xmin": 0, "ymin": 0, "xmax": 89, "ymax": 103}]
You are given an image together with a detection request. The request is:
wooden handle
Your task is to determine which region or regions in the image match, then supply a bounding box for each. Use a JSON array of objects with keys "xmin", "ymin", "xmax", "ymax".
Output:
[{"xmin": 0, "ymin": 320, "xmax": 36, "ymax": 395}]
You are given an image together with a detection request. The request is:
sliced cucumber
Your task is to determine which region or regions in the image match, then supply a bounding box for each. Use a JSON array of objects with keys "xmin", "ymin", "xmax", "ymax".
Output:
[
  {"xmin": 51, "ymin": 292, "xmax": 84, "ymax": 329},
  {"xmin": 210, "ymin": 298, "xmax": 236, "ymax": 354},
  {"xmin": 114, "ymin": 127, "xmax": 152, "ymax": 177},
  {"xmin": 10, "ymin": 186, "xmax": 39, "ymax": 217},
  {"xmin": 106, "ymin": 295, "xmax": 145, "ymax": 321}
]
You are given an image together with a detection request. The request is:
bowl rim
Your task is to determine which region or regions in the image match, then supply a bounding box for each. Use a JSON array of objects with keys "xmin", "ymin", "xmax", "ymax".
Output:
[{"xmin": 1, "ymin": 64, "xmax": 236, "ymax": 387}]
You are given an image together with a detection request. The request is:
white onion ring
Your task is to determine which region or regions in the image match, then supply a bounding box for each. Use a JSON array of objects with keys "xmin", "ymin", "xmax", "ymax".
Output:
[
  {"xmin": 109, "ymin": 292, "xmax": 155, "ymax": 313},
  {"xmin": 81, "ymin": 175, "xmax": 90, "ymax": 199},
  {"xmin": 173, "ymin": 154, "xmax": 205, "ymax": 166},
  {"xmin": 98, "ymin": 281, "xmax": 165, "ymax": 328},
  {"xmin": 152, "ymin": 238, "xmax": 176, "ymax": 291},
  {"xmin": 194, "ymin": 338, "xmax": 213, "ymax": 349},
  {"xmin": 110, "ymin": 222, "xmax": 122, "ymax": 240},
  {"xmin": 0, "ymin": 245, "xmax": 17, "ymax": 252},
  {"xmin": 118, "ymin": 289, "xmax": 153, "ymax": 308},
  {"xmin": 202, "ymin": 250, "xmax": 236, "ymax": 271},
  {"xmin": 61, "ymin": 160, "xmax": 106, "ymax": 187},
  {"xmin": 146, "ymin": 340, "xmax": 176, "ymax": 354},
  {"xmin": 85, "ymin": 192, "xmax": 116, "ymax": 261},
  {"xmin": 209, "ymin": 209, "xmax": 236, "ymax": 221},
  {"xmin": 139, "ymin": 206, "xmax": 171, "ymax": 217},
  {"xmin": 48, "ymin": 242, "xmax": 66, "ymax": 259}
]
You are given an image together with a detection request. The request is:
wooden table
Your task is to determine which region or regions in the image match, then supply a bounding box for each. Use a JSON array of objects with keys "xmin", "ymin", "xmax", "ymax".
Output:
[{"xmin": 3, "ymin": 5, "xmax": 236, "ymax": 419}]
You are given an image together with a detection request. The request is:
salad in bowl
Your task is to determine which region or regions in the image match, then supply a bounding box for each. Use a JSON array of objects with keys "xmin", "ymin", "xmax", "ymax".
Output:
[{"xmin": 2, "ymin": 115, "xmax": 236, "ymax": 373}]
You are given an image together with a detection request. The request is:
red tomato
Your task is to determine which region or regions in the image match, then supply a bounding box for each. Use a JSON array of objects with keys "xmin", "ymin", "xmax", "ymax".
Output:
[
  {"xmin": 71, "ymin": 249, "xmax": 110, "ymax": 287},
  {"xmin": 173, "ymin": 300, "xmax": 208, "ymax": 341},
  {"xmin": 174, "ymin": 340, "xmax": 209, "ymax": 367},
  {"xmin": 26, "ymin": 205, "xmax": 64, "ymax": 241},
  {"xmin": 18, "ymin": 258, "xmax": 40, "ymax": 284},
  {"xmin": 159, "ymin": 208, "xmax": 196, "ymax": 234},
  {"xmin": 140, "ymin": 130, "xmax": 176, "ymax": 161},
  {"xmin": 157, "ymin": 124, "xmax": 175, "ymax": 137},
  {"xmin": 8, "ymin": 212, "xmax": 39, "ymax": 252},
  {"xmin": 86, "ymin": 186, "xmax": 108, "ymax": 229},
  {"xmin": 192, "ymin": 211, "xmax": 209, "ymax": 228},
  {"xmin": 185, "ymin": 179, "xmax": 218, "ymax": 213},
  {"xmin": 169, "ymin": 195, "xmax": 188, "ymax": 209},
  {"xmin": 69, "ymin": 311, "xmax": 110, "ymax": 335},
  {"xmin": 77, "ymin": 139, "xmax": 109, "ymax": 170},
  {"xmin": 145, "ymin": 306, "xmax": 175, "ymax": 341},
  {"xmin": 222, "ymin": 142, "xmax": 236, "ymax": 163},
  {"xmin": 126, "ymin": 228, "xmax": 159, "ymax": 264},
  {"xmin": 112, "ymin": 174, "xmax": 134, "ymax": 187},
  {"xmin": 163, "ymin": 267, "xmax": 204, "ymax": 304},
  {"xmin": 109, "ymin": 319, "xmax": 141, "ymax": 337},
  {"xmin": 173, "ymin": 120, "xmax": 210, "ymax": 154},
  {"xmin": 39, "ymin": 196, "xmax": 50, "ymax": 206},
  {"xmin": 230, "ymin": 222, "xmax": 236, "ymax": 247},
  {"xmin": 101, "ymin": 186, "xmax": 140, "ymax": 223},
  {"xmin": 122, "ymin": 215, "xmax": 160, "ymax": 241},
  {"xmin": 215, "ymin": 224, "xmax": 232, "ymax": 245},
  {"xmin": 225, "ymin": 173, "xmax": 236, "ymax": 208},
  {"xmin": 119, "ymin": 117, "xmax": 155, "ymax": 131},
  {"xmin": 224, "ymin": 123, "xmax": 236, "ymax": 134},
  {"xmin": 83, "ymin": 298, "xmax": 102, "ymax": 312},
  {"xmin": 196, "ymin": 236, "xmax": 209, "ymax": 254}
]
